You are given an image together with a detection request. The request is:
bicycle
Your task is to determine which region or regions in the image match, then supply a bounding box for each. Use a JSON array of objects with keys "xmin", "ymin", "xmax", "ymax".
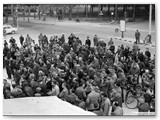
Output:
[
  {"xmin": 122, "ymin": 76, "xmax": 144, "ymax": 109},
  {"xmin": 125, "ymin": 84, "xmax": 143, "ymax": 109}
]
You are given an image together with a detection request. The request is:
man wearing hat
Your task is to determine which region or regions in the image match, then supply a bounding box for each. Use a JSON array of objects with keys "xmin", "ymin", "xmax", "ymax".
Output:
[
  {"xmin": 86, "ymin": 86, "xmax": 101, "ymax": 111},
  {"xmin": 101, "ymin": 93, "xmax": 111, "ymax": 116},
  {"xmin": 47, "ymin": 80, "xmax": 59, "ymax": 96},
  {"xmin": 111, "ymin": 101, "xmax": 123, "ymax": 116},
  {"xmin": 85, "ymin": 36, "xmax": 91, "ymax": 48},
  {"xmin": 135, "ymin": 29, "xmax": 140, "ymax": 44},
  {"xmin": 145, "ymin": 48, "xmax": 151, "ymax": 60},
  {"xmin": 68, "ymin": 33, "xmax": 74, "ymax": 47},
  {"xmin": 17, "ymin": 88, "xmax": 26, "ymax": 98},
  {"xmin": 19, "ymin": 35, "xmax": 24, "ymax": 46},
  {"xmin": 34, "ymin": 87, "xmax": 42, "ymax": 97}
]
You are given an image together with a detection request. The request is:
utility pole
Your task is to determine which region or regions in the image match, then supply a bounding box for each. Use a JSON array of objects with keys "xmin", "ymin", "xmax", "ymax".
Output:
[
  {"xmin": 149, "ymin": 4, "xmax": 152, "ymax": 43},
  {"xmin": 133, "ymin": 5, "xmax": 136, "ymax": 21}
]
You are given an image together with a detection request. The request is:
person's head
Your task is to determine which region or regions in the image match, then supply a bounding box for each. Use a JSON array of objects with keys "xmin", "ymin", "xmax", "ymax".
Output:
[
  {"xmin": 38, "ymin": 70, "xmax": 45, "ymax": 77},
  {"xmin": 22, "ymin": 81, "xmax": 29, "ymax": 87},
  {"xmin": 17, "ymin": 88, "xmax": 23, "ymax": 95},
  {"xmin": 115, "ymin": 82, "xmax": 120, "ymax": 87},
  {"xmin": 62, "ymin": 82, "xmax": 67, "ymax": 89},
  {"xmin": 3, "ymin": 79, "xmax": 7, "ymax": 84},
  {"xmin": 94, "ymin": 86, "xmax": 100, "ymax": 93},
  {"xmin": 36, "ymin": 87, "xmax": 41, "ymax": 93},
  {"xmin": 69, "ymin": 88, "xmax": 75, "ymax": 94},
  {"xmin": 12, "ymin": 82, "xmax": 17, "ymax": 88},
  {"xmin": 90, "ymin": 86, "xmax": 95, "ymax": 91},
  {"xmin": 145, "ymin": 69, "xmax": 149, "ymax": 74},
  {"xmin": 101, "ymin": 92, "xmax": 108, "ymax": 98},
  {"xmin": 29, "ymin": 73, "xmax": 35, "ymax": 80},
  {"xmin": 87, "ymin": 36, "xmax": 89, "ymax": 39},
  {"xmin": 86, "ymin": 79, "xmax": 92, "ymax": 85},
  {"xmin": 51, "ymin": 80, "xmax": 57, "ymax": 87},
  {"xmin": 113, "ymin": 101, "xmax": 119, "ymax": 107},
  {"xmin": 136, "ymin": 30, "xmax": 138, "ymax": 32}
]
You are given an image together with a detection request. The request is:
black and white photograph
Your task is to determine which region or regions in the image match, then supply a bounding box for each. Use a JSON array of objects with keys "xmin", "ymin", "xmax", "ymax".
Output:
[{"xmin": 3, "ymin": 3, "xmax": 156, "ymax": 116}]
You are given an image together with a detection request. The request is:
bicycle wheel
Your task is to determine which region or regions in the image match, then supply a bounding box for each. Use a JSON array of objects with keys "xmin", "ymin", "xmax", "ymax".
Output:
[
  {"xmin": 125, "ymin": 90, "xmax": 133, "ymax": 101},
  {"xmin": 125, "ymin": 95, "xmax": 139, "ymax": 109}
]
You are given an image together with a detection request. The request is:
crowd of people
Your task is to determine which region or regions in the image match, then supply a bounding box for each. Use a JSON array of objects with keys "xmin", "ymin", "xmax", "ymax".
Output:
[{"xmin": 3, "ymin": 33, "xmax": 155, "ymax": 115}]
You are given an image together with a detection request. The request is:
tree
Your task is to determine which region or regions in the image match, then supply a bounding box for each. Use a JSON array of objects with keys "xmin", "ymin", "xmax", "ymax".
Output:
[
  {"xmin": 76, "ymin": 5, "xmax": 79, "ymax": 17},
  {"xmin": 41, "ymin": 5, "xmax": 47, "ymax": 21},
  {"xmin": 114, "ymin": 4, "xmax": 118, "ymax": 21},
  {"xmin": 133, "ymin": 5, "xmax": 136, "ymax": 21},
  {"xmin": 34, "ymin": 6, "xmax": 36, "ymax": 19},
  {"xmin": 38, "ymin": 5, "xmax": 41, "ymax": 20},
  {"xmin": 11, "ymin": 4, "xmax": 17, "ymax": 27},
  {"xmin": 69, "ymin": 5, "xmax": 73, "ymax": 20},
  {"xmin": 3, "ymin": 5, "xmax": 9, "ymax": 23},
  {"xmin": 22, "ymin": 5, "xmax": 25, "ymax": 20},
  {"xmin": 90, "ymin": 5, "xmax": 94, "ymax": 16},
  {"xmin": 107, "ymin": 5, "xmax": 110, "ymax": 16},
  {"xmin": 85, "ymin": 5, "xmax": 88, "ymax": 18},
  {"xmin": 27, "ymin": 5, "xmax": 30, "ymax": 22}
]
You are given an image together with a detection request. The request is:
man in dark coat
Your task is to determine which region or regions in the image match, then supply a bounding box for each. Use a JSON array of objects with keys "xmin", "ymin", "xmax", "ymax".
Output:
[
  {"xmin": 85, "ymin": 36, "xmax": 91, "ymax": 48},
  {"xmin": 60, "ymin": 34, "xmax": 65, "ymax": 45},
  {"xmin": 109, "ymin": 43, "xmax": 115, "ymax": 54},
  {"xmin": 145, "ymin": 48, "xmax": 151, "ymax": 60},
  {"xmin": 68, "ymin": 33, "xmax": 74, "ymax": 47},
  {"xmin": 5, "ymin": 58, "xmax": 12, "ymax": 79},
  {"xmin": 19, "ymin": 35, "xmax": 24, "ymax": 46},
  {"xmin": 135, "ymin": 30, "xmax": 140, "ymax": 44},
  {"xmin": 9, "ymin": 37, "xmax": 16, "ymax": 46}
]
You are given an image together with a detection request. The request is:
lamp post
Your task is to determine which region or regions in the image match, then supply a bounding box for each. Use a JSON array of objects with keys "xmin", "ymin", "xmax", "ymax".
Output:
[{"xmin": 148, "ymin": 4, "xmax": 152, "ymax": 43}]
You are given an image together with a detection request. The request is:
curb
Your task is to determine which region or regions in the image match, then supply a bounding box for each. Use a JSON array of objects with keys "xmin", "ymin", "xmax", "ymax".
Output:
[{"xmin": 112, "ymin": 37, "xmax": 155, "ymax": 48}]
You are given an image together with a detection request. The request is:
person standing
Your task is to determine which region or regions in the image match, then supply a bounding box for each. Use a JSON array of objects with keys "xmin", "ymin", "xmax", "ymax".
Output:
[
  {"xmin": 101, "ymin": 93, "xmax": 111, "ymax": 116},
  {"xmin": 135, "ymin": 30, "xmax": 140, "ymax": 44},
  {"xmin": 60, "ymin": 34, "xmax": 65, "ymax": 45},
  {"xmin": 93, "ymin": 35, "xmax": 98, "ymax": 47},
  {"xmin": 145, "ymin": 48, "xmax": 151, "ymax": 60},
  {"xmin": 19, "ymin": 35, "xmax": 24, "ymax": 46},
  {"xmin": 47, "ymin": 80, "xmax": 60, "ymax": 96},
  {"xmin": 111, "ymin": 101, "xmax": 123, "ymax": 116},
  {"xmin": 86, "ymin": 86, "xmax": 101, "ymax": 111},
  {"xmin": 85, "ymin": 36, "xmax": 91, "ymax": 48}
]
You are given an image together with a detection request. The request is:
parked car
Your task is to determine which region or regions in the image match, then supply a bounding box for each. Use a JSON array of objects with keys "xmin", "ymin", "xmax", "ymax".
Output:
[{"xmin": 3, "ymin": 24, "xmax": 18, "ymax": 34}]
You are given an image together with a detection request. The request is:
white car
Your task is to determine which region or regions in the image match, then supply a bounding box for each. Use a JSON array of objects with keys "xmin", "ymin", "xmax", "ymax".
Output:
[{"xmin": 3, "ymin": 24, "xmax": 18, "ymax": 34}]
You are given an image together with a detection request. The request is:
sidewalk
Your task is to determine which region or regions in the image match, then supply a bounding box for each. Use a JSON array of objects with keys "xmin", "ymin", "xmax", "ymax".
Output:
[{"xmin": 112, "ymin": 37, "xmax": 155, "ymax": 48}]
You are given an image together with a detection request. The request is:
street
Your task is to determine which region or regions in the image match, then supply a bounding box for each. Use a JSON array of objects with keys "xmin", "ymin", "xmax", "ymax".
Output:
[
  {"xmin": 3, "ymin": 18, "xmax": 156, "ymax": 116},
  {"xmin": 4, "ymin": 17, "xmax": 156, "ymax": 55}
]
